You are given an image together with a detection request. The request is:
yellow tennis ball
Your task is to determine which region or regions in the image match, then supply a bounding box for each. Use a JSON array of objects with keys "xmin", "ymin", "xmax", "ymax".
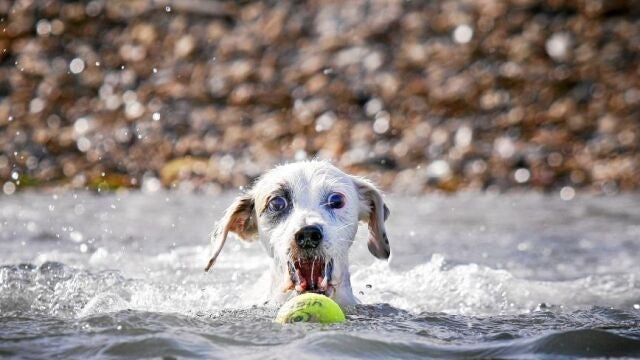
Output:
[{"xmin": 275, "ymin": 293, "xmax": 346, "ymax": 324}]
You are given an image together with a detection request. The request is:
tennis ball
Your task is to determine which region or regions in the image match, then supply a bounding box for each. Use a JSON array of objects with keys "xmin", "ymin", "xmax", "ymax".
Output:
[{"xmin": 275, "ymin": 293, "xmax": 346, "ymax": 324}]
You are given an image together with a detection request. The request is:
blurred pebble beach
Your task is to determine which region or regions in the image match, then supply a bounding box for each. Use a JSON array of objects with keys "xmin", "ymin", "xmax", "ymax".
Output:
[{"xmin": 0, "ymin": 0, "xmax": 639, "ymax": 195}]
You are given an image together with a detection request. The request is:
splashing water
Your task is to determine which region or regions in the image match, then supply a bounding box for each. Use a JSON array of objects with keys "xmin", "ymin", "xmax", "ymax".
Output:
[{"xmin": 1, "ymin": 192, "xmax": 640, "ymax": 358}]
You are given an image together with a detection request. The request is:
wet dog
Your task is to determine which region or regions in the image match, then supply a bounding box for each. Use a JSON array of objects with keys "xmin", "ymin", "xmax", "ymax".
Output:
[{"xmin": 205, "ymin": 160, "xmax": 391, "ymax": 307}]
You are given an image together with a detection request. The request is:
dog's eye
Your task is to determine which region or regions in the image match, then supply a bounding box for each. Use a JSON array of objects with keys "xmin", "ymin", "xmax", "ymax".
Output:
[
  {"xmin": 326, "ymin": 193, "xmax": 345, "ymax": 209},
  {"xmin": 268, "ymin": 196, "xmax": 288, "ymax": 212}
]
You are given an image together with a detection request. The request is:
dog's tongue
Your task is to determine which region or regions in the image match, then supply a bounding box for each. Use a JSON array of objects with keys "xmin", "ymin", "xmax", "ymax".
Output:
[{"xmin": 291, "ymin": 258, "xmax": 326, "ymax": 293}]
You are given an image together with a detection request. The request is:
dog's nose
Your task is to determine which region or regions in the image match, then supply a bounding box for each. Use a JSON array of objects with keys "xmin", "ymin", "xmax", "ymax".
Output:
[{"xmin": 295, "ymin": 225, "xmax": 323, "ymax": 249}]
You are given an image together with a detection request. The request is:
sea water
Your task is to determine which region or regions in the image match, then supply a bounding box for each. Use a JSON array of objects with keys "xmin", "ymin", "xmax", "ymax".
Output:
[{"xmin": 1, "ymin": 192, "xmax": 639, "ymax": 358}]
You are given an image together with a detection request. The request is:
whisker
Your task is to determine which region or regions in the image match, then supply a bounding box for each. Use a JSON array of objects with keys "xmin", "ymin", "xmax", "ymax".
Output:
[
  {"xmin": 329, "ymin": 238, "xmax": 356, "ymax": 244},
  {"xmin": 333, "ymin": 221, "xmax": 358, "ymax": 231}
]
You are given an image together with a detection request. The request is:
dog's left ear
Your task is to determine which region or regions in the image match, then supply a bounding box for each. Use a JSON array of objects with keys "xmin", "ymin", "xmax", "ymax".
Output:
[
  {"xmin": 353, "ymin": 176, "xmax": 391, "ymax": 259},
  {"xmin": 204, "ymin": 194, "xmax": 258, "ymax": 271}
]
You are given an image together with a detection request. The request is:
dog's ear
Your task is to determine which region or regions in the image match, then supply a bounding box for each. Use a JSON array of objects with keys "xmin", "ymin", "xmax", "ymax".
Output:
[
  {"xmin": 204, "ymin": 194, "xmax": 257, "ymax": 271},
  {"xmin": 353, "ymin": 176, "xmax": 391, "ymax": 260}
]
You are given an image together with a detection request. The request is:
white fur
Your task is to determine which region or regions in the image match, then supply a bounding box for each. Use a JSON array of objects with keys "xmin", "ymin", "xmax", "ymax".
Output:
[{"xmin": 205, "ymin": 160, "xmax": 391, "ymax": 308}]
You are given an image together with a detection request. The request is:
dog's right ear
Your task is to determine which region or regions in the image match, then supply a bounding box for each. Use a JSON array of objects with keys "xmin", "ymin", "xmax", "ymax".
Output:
[{"xmin": 204, "ymin": 194, "xmax": 257, "ymax": 271}]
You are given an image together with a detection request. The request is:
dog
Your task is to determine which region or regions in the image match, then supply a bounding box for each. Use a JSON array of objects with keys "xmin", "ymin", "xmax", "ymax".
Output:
[{"xmin": 204, "ymin": 160, "xmax": 391, "ymax": 307}]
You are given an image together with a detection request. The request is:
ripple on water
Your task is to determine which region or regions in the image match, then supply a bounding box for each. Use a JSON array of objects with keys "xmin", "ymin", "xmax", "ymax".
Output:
[
  {"xmin": 2, "ymin": 193, "xmax": 640, "ymax": 358},
  {"xmin": 3, "ymin": 309, "xmax": 639, "ymax": 358}
]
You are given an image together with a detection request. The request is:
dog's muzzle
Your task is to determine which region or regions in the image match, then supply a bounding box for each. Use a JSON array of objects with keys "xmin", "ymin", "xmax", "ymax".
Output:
[{"xmin": 285, "ymin": 225, "xmax": 334, "ymax": 296}]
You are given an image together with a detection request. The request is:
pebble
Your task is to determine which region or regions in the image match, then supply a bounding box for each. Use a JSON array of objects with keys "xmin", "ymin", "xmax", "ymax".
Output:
[{"xmin": 0, "ymin": 1, "xmax": 638, "ymax": 194}]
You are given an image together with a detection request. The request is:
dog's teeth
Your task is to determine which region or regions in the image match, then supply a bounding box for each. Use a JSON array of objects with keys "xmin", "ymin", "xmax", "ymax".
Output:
[
  {"xmin": 324, "ymin": 259, "xmax": 333, "ymax": 282},
  {"xmin": 288, "ymin": 261, "xmax": 299, "ymax": 284},
  {"xmin": 319, "ymin": 276, "xmax": 328, "ymax": 291},
  {"xmin": 320, "ymin": 259, "xmax": 333, "ymax": 291},
  {"xmin": 296, "ymin": 269, "xmax": 308, "ymax": 291}
]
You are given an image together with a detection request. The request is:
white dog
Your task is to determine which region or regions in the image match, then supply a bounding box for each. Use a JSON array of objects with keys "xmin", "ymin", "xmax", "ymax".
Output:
[{"xmin": 204, "ymin": 160, "xmax": 391, "ymax": 307}]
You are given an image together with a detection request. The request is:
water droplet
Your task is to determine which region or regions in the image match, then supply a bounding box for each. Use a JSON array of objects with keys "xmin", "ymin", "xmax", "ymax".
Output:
[
  {"xmin": 373, "ymin": 111, "xmax": 390, "ymax": 134},
  {"xmin": 453, "ymin": 24, "xmax": 473, "ymax": 44},
  {"xmin": 546, "ymin": 32, "xmax": 571, "ymax": 61},
  {"xmin": 70, "ymin": 231, "xmax": 84, "ymax": 243},
  {"xmin": 560, "ymin": 186, "xmax": 575, "ymax": 201},
  {"xmin": 69, "ymin": 58, "xmax": 85, "ymax": 74},
  {"xmin": 514, "ymin": 168, "xmax": 531, "ymax": 183},
  {"xmin": 2, "ymin": 182, "xmax": 16, "ymax": 195},
  {"xmin": 36, "ymin": 19, "xmax": 52, "ymax": 36}
]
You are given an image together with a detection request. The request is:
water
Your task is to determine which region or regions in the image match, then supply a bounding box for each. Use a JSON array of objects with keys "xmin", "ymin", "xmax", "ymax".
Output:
[{"xmin": 1, "ymin": 192, "xmax": 640, "ymax": 358}]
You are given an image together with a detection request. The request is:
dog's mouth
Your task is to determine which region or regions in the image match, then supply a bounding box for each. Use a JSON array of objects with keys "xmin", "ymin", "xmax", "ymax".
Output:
[{"xmin": 287, "ymin": 257, "xmax": 333, "ymax": 295}]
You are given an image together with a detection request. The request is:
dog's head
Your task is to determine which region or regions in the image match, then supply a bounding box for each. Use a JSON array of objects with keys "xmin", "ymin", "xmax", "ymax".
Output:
[{"xmin": 205, "ymin": 160, "xmax": 390, "ymax": 299}]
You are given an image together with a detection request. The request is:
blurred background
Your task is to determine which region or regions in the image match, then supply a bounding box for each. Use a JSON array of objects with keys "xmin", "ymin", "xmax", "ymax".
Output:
[{"xmin": 1, "ymin": 0, "xmax": 639, "ymax": 196}]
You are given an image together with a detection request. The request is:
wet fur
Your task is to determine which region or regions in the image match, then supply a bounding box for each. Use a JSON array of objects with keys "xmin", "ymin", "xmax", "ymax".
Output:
[{"xmin": 205, "ymin": 160, "xmax": 391, "ymax": 307}]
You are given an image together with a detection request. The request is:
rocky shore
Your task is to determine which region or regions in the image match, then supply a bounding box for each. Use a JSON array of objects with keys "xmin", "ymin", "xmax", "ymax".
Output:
[{"xmin": 1, "ymin": 0, "xmax": 639, "ymax": 195}]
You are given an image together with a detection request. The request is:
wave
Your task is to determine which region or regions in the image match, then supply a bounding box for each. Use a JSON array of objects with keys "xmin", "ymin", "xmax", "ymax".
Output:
[
  {"xmin": 274, "ymin": 328, "xmax": 640, "ymax": 359},
  {"xmin": 352, "ymin": 254, "xmax": 640, "ymax": 315},
  {"xmin": 2, "ymin": 309, "xmax": 639, "ymax": 359},
  {"xmin": 2, "ymin": 253, "xmax": 640, "ymax": 319}
]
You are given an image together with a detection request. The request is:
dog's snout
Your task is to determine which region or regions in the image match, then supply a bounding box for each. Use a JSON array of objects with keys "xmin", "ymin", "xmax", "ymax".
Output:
[{"xmin": 295, "ymin": 225, "xmax": 323, "ymax": 249}]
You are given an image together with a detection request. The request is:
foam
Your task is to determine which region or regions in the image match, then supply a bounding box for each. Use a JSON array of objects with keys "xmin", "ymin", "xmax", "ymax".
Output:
[{"xmin": 352, "ymin": 254, "xmax": 640, "ymax": 315}]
